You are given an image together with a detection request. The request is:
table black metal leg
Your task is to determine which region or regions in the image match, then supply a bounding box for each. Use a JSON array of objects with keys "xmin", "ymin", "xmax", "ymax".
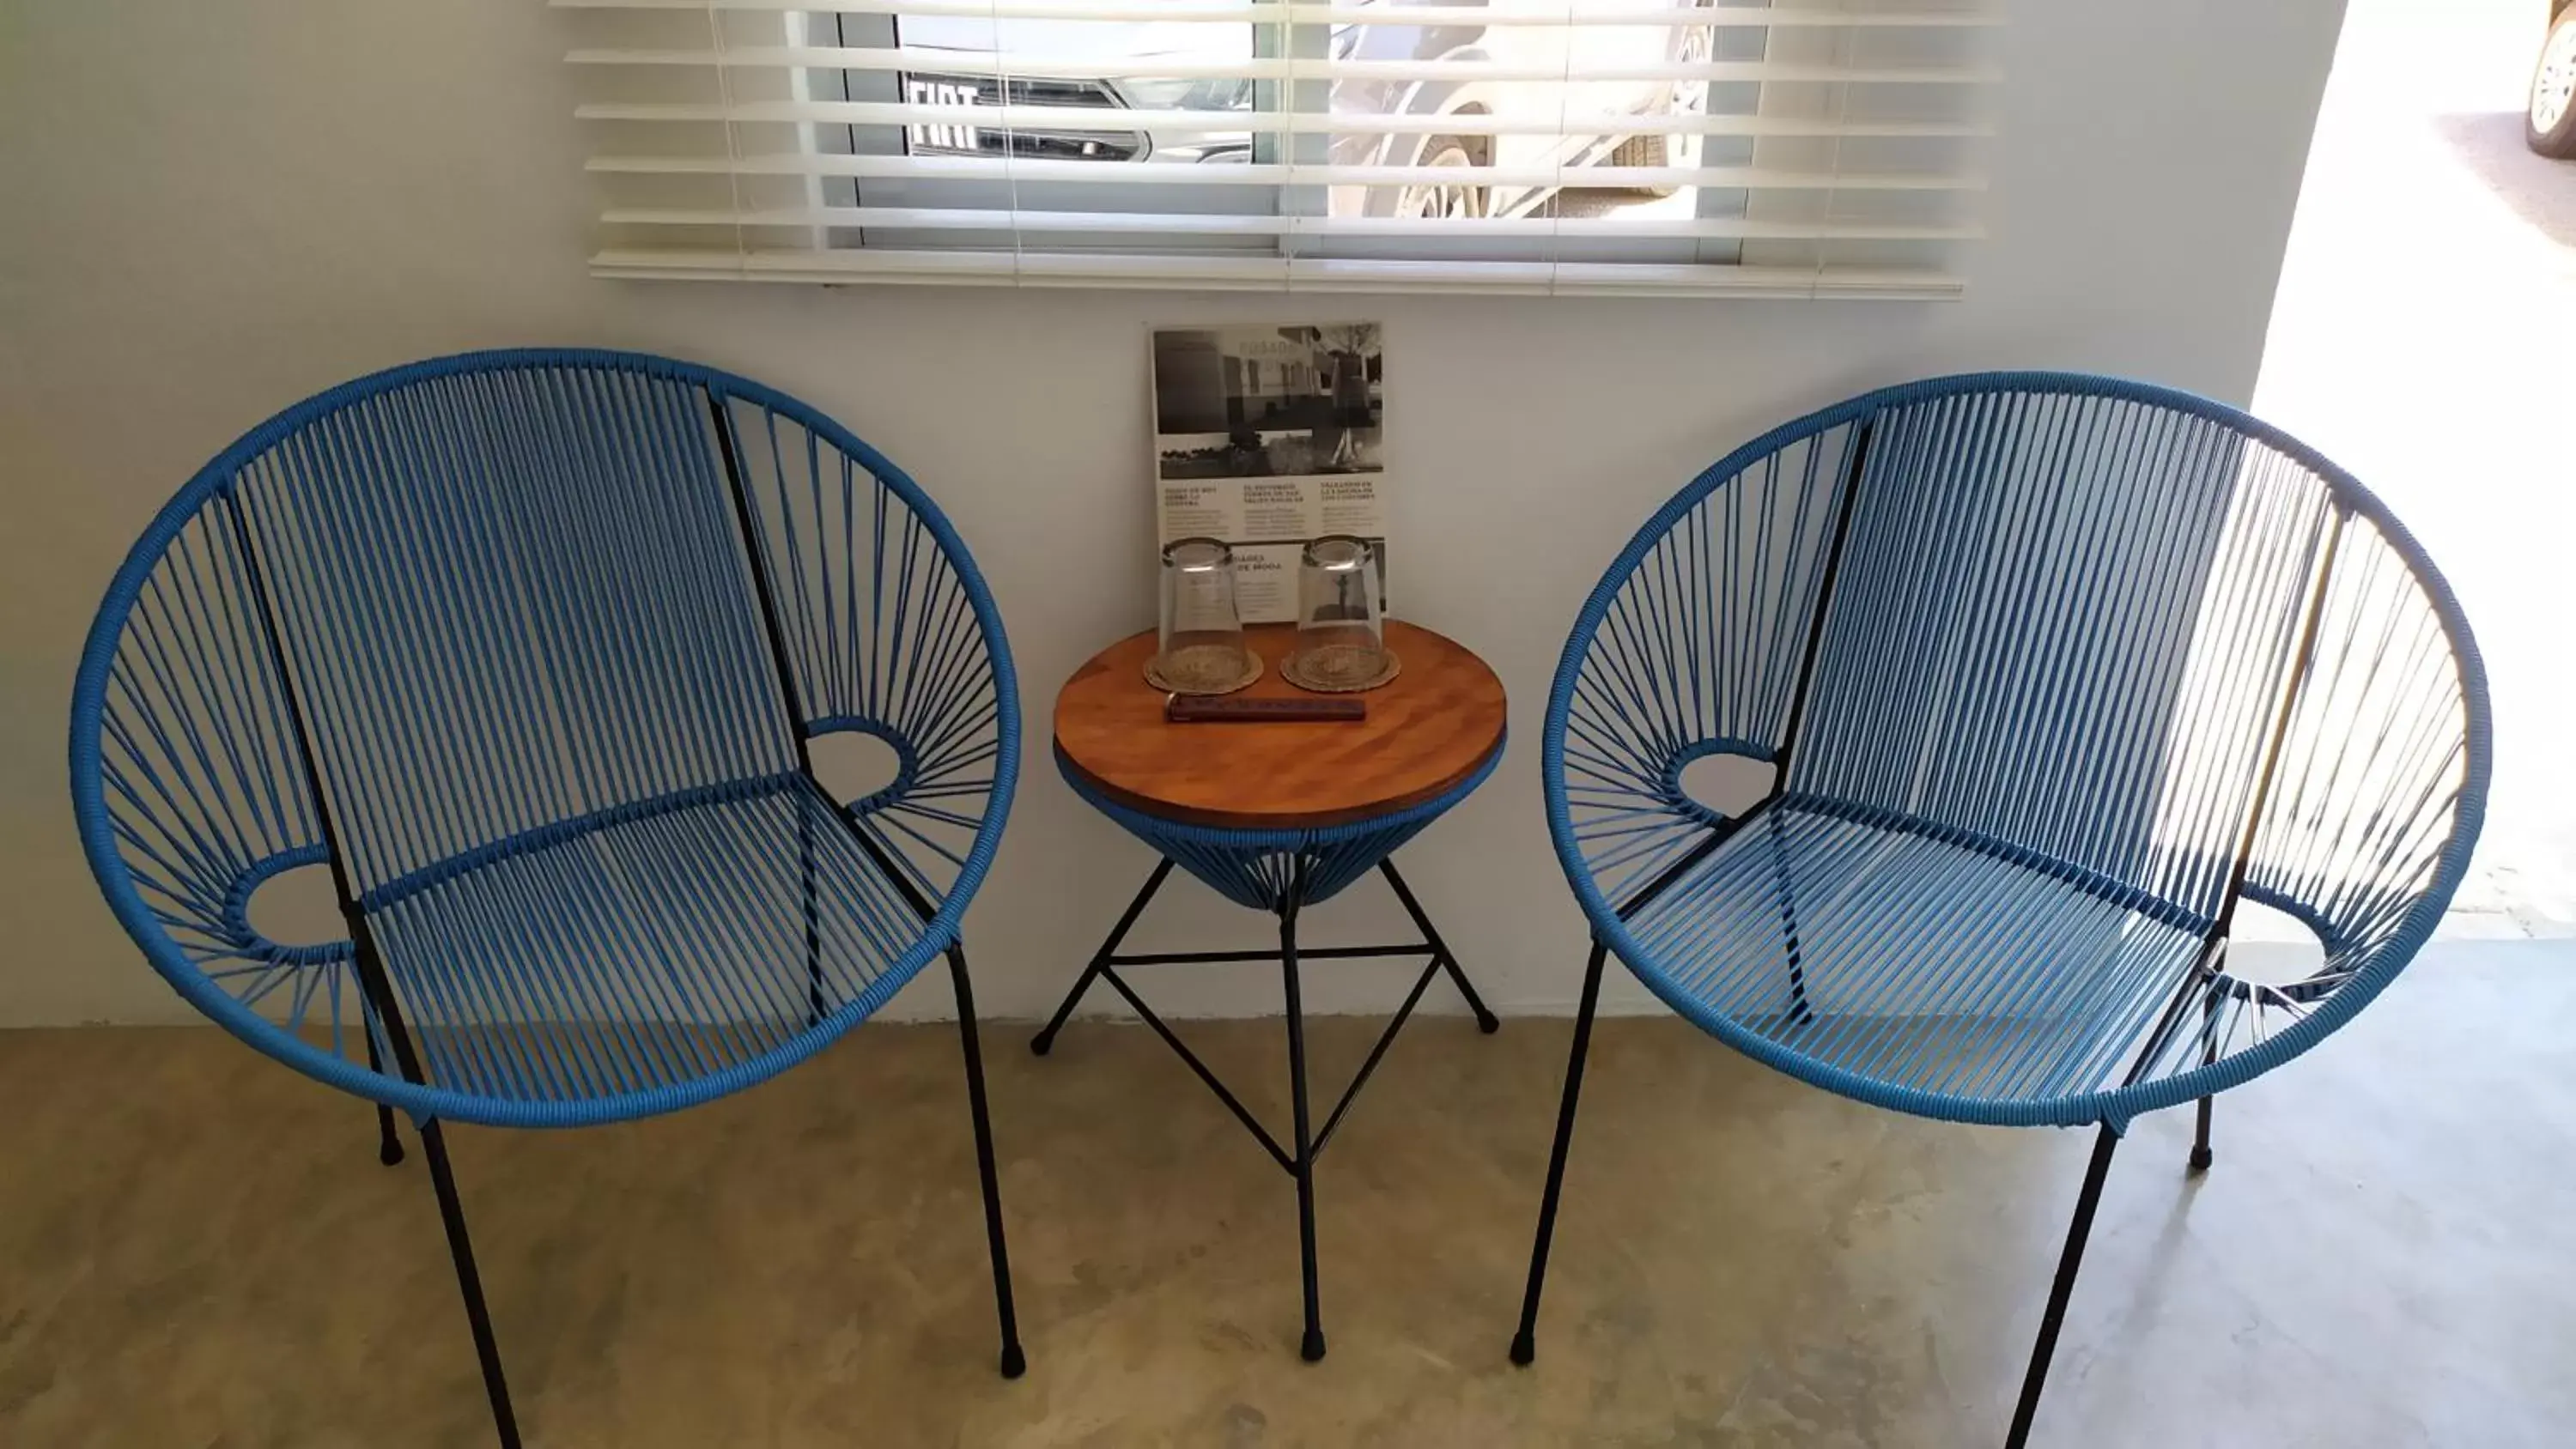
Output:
[
  {"xmin": 1032, "ymin": 858, "xmax": 1176, "ymax": 1056},
  {"xmin": 1376, "ymin": 858, "xmax": 1499, "ymax": 1033},
  {"xmin": 1279, "ymin": 865, "xmax": 1326, "ymax": 1362},
  {"xmin": 949, "ymin": 944, "xmax": 1027, "ymax": 1379},
  {"xmin": 1311, "ymin": 953, "xmax": 1443, "ymax": 1157},
  {"xmin": 1035, "ymin": 847, "xmax": 1503, "ymax": 1361},
  {"xmin": 1511, "ymin": 937, "xmax": 1607, "ymax": 1367}
]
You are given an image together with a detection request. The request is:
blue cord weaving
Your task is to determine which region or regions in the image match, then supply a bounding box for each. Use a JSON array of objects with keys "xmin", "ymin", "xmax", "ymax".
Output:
[{"xmin": 1057, "ymin": 737, "xmax": 1505, "ymax": 914}]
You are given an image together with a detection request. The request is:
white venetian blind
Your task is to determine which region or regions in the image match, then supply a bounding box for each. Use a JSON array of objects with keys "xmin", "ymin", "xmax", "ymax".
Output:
[{"xmin": 558, "ymin": 1, "xmax": 2001, "ymax": 297}]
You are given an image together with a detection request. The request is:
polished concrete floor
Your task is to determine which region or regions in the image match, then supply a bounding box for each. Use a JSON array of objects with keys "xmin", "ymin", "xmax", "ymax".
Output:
[{"xmin": 2, "ymin": 942, "xmax": 2568, "ymax": 1447}]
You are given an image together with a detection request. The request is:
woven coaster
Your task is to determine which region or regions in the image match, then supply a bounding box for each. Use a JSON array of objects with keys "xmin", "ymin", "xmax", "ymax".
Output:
[
  {"xmin": 1282, "ymin": 646, "xmax": 1400, "ymax": 694},
  {"xmin": 1145, "ymin": 645, "xmax": 1263, "ymax": 696}
]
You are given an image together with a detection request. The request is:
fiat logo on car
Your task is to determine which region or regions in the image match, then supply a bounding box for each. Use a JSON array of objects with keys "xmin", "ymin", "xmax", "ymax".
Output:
[{"xmin": 905, "ymin": 79, "xmax": 982, "ymax": 150}]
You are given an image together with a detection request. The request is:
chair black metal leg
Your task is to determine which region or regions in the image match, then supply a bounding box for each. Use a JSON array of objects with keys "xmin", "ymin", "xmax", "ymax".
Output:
[
  {"xmin": 2189, "ymin": 994, "xmax": 2219, "ymax": 1173},
  {"xmin": 1279, "ymin": 870, "xmax": 1326, "ymax": 1362},
  {"xmin": 947, "ymin": 944, "xmax": 1027, "ymax": 1379},
  {"xmin": 2005, "ymin": 1124, "xmax": 2121, "ymax": 1449},
  {"xmin": 1510, "ymin": 937, "xmax": 1607, "ymax": 1367},
  {"xmin": 1764, "ymin": 816, "xmax": 1817, "ymax": 1026},
  {"xmin": 416, "ymin": 1119, "xmax": 521, "ymax": 1449},
  {"xmin": 346, "ymin": 938, "xmax": 510, "ymax": 1440},
  {"xmin": 1376, "ymin": 858, "xmax": 1499, "ymax": 1034},
  {"xmin": 364, "ymin": 1028, "xmax": 404, "ymax": 1167},
  {"xmin": 1032, "ymin": 858, "xmax": 1176, "ymax": 1056}
]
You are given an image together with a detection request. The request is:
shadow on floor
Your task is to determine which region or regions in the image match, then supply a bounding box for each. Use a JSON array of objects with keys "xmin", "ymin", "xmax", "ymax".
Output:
[{"xmin": 2433, "ymin": 112, "xmax": 2576, "ymax": 248}]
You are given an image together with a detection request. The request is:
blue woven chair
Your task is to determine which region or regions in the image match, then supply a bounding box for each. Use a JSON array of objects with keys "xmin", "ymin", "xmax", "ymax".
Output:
[
  {"xmin": 1508, "ymin": 373, "xmax": 2487, "ymax": 1446},
  {"xmin": 70, "ymin": 350, "xmax": 1024, "ymax": 1446}
]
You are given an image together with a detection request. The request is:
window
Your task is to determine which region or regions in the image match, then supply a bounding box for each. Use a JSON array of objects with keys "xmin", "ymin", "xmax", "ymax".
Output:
[{"xmin": 562, "ymin": 1, "xmax": 1998, "ymax": 297}]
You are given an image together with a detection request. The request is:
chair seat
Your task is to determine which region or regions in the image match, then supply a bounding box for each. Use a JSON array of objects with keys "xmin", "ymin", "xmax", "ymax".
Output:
[
  {"xmin": 364, "ymin": 773, "xmax": 931, "ymax": 1109},
  {"xmin": 1620, "ymin": 797, "xmax": 2215, "ymax": 1121}
]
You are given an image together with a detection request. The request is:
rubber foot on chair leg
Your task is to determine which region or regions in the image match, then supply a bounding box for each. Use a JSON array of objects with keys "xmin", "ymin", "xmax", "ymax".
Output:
[
  {"xmin": 999, "ymin": 1343, "xmax": 1026, "ymax": 1379},
  {"xmin": 1300, "ymin": 1328, "xmax": 1327, "ymax": 1362},
  {"xmin": 2188, "ymin": 1145, "xmax": 2214, "ymax": 1173},
  {"xmin": 1475, "ymin": 1012, "xmax": 1501, "ymax": 1034},
  {"xmin": 1028, "ymin": 1033, "xmax": 1055, "ymax": 1057},
  {"xmin": 378, "ymin": 1138, "xmax": 404, "ymax": 1167},
  {"xmin": 1509, "ymin": 1331, "xmax": 1535, "ymax": 1367}
]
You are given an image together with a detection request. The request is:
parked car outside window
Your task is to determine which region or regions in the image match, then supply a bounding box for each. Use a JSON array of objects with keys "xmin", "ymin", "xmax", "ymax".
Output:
[
  {"xmin": 884, "ymin": 1, "xmax": 1719, "ymax": 221},
  {"xmin": 894, "ymin": 17, "xmax": 1256, "ymax": 166}
]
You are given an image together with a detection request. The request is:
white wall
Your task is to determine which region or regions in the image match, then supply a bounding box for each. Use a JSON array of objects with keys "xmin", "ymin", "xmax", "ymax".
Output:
[{"xmin": 0, "ymin": 0, "xmax": 2349, "ymax": 1026}]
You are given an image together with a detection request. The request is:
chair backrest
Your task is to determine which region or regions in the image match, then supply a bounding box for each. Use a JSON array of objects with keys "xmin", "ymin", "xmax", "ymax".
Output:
[
  {"xmin": 232, "ymin": 359, "xmax": 799, "ymax": 899},
  {"xmin": 1787, "ymin": 385, "xmax": 2342, "ymax": 928}
]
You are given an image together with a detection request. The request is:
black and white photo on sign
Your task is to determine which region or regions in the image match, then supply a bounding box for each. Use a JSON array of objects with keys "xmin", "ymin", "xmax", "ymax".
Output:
[
  {"xmin": 1154, "ymin": 324, "xmax": 1382, "ymax": 481},
  {"xmin": 1151, "ymin": 324, "xmax": 1390, "ymax": 626}
]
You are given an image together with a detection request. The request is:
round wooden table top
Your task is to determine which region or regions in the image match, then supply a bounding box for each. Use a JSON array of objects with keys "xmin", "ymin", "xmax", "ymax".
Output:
[{"xmin": 1054, "ymin": 620, "xmax": 1507, "ymax": 831}]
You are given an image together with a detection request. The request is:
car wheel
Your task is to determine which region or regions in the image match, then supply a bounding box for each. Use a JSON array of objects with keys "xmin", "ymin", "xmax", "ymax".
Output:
[
  {"xmin": 2531, "ymin": 8, "xmax": 2576, "ymax": 158},
  {"xmin": 1609, "ymin": 4, "xmax": 1713, "ymax": 196},
  {"xmin": 1396, "ymin": 137, "xmax": 1491, "ymax": 221}
]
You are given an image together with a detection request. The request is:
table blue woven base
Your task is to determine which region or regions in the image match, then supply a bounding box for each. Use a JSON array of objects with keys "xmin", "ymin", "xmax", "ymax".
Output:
[
  {"xmin": 1506, "ymin": 373, "xmax": 2487, "ymax": 1449},
  {"xmin": 1034, "ymin": 740, "xmax": 1504, "ymax": 1361}
]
